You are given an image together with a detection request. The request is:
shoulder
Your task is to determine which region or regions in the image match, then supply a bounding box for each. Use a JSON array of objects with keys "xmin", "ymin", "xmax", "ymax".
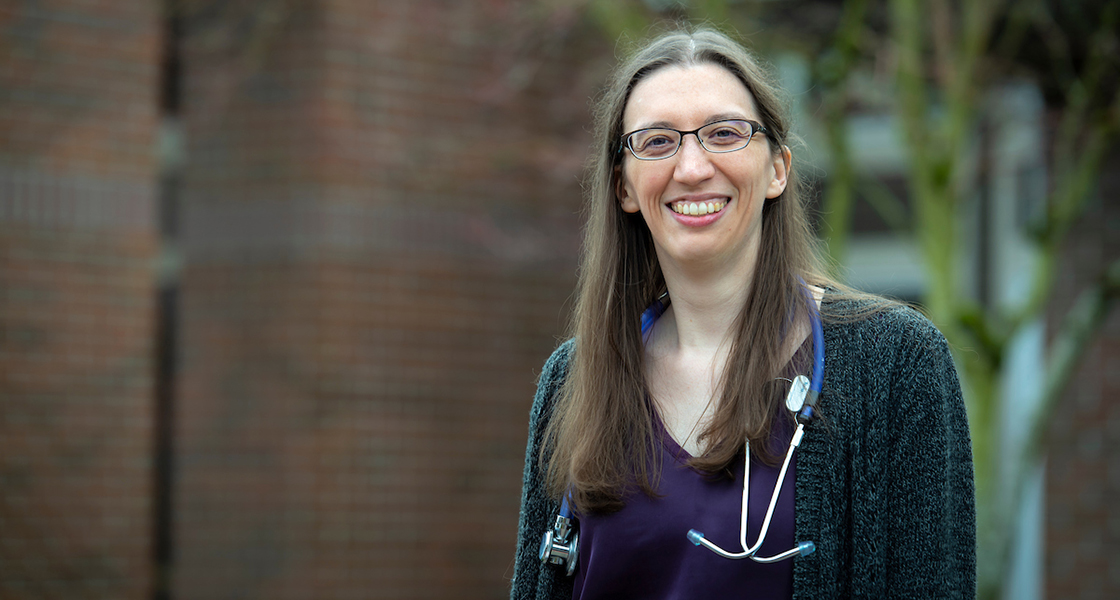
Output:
[
  {"xmin": 529, "ymin": 338, "xmax": 576, "ymax": 428},
  {"xmin": 539, "ymin": 338, "xmax": 576, "ymax": 386},
  {"xmin": 823, "ymin": 296, "xmax": 952, "ymax": 369},
  {"xmin": 535, "ymin": 339, "xmax": 575, "ymax": 402},
  {"xmin": 819, "ymin": 296, "xmax": 961, "ymax": 422}
]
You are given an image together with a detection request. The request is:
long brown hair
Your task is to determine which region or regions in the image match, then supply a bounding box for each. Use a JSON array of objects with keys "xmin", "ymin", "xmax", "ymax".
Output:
[{"xmin": 544, "ymin": 27, "xmax": 843, "ymax": 513}]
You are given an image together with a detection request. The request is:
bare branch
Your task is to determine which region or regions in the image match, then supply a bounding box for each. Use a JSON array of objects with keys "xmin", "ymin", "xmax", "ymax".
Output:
[{"xmin": 855, "ymin": 175, "xmax": 909, "ymax": 234}]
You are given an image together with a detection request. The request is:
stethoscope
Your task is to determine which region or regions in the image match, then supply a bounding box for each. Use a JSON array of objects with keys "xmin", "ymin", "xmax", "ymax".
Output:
[{"xmin": 540, "ymin": 284, "xmax": 824, "ymax": 574}]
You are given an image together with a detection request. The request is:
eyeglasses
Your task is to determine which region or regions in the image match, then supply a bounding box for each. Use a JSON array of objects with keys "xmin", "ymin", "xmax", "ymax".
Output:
[{"xmin": 619, "ymin": 119, "xmax": 769, "ymax": 161}]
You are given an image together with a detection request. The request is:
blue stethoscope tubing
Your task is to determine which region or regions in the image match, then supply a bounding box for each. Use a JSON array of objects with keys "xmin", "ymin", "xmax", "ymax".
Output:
[{"xmin": 540, "ymin": 281, "xmax": 823, "ymax": 573}]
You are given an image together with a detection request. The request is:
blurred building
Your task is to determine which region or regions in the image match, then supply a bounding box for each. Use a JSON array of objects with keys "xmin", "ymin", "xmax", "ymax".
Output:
[
  {"xmin": 0, "ymin": 2, "xmax": 161, "ymax": 598},
  {"xmin": 2, "ymin": 1, "xmax": 597, "ymax": 598},
  {"xmin": 0, "ymin": 2, "xmax": 1116, "ymax": 599},
  {"xmin": 164, "ymin": 3, "xmax": 597, "ymax": 598}
]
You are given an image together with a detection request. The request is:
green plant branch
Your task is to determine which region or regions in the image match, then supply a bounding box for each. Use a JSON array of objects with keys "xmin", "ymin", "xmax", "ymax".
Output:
[
  {"xmin": 818, "ymin": 0, "xmax": 868, "ymax": 269},
  {"xmin": 990, "ymin": 0, "xmax": 1035, "ymax": 65},
  {"xmin": 889, "ymin": 0, "xmax": 963, "ymax": 330},
  {"xmin": 943, "ymin": 0, "xmax": 999, "ymax": 164},
  {"xmin": 1016, "ymin": 71, "xmax": 1120, "ymax": 332},
  {"xmin": 956, "ymin": 301, "xmax": 1007, "ymax": 371},
  {"xmin": 1051, "ymin": 2, "xmax": 1118, "ymax": 180},
  {"xmin": 1026, "ymin": 0, "xmax": 1077, "ymax": 89},
  {"xmin": 586, "ymin": 0, "xmax": 651, "ymax": 42}
]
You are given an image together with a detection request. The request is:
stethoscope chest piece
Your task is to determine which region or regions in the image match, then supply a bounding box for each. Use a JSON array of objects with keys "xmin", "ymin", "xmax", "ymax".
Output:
[{"xmin": 539, "ymin": 496, "xmax": 579, "ymax": 576}]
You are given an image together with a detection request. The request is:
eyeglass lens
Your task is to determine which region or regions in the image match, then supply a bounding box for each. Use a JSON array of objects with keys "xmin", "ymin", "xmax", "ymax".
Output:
[{"xmin": 627, "ymin": 120, "xmax": 756, "ymax": 160}]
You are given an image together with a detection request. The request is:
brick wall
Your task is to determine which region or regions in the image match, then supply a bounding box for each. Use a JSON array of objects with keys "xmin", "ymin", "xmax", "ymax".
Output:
[
  {"xmin": 0, "ymin": 1, "xmax": 161, "ymax": 599},
  {"xmin": 172, "ymin": 2, "xmax": 602, "ymax": 598},
  {"xmin": 1045, "ymin": 150, "xmax": 1120, "ymax": 598}
]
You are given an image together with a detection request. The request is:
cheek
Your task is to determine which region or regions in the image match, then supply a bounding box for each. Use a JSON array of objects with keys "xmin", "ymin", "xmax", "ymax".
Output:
[{"xmin": 625, "ymin": 165, "xmax": 669, "ymax": 198}]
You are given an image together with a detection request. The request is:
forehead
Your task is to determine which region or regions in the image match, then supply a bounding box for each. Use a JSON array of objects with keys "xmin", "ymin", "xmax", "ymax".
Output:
[{"xmin": 622, "ymin": 63, "xmax": 759, "ymax": 131}]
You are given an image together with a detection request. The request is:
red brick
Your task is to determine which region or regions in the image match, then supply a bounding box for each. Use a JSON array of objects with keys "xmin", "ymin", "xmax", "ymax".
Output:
[
  {"xmin": 1045, "ymin": 149, "xmax": 1120, "ymax": 599},
  {"xmin": 0, "ymin": 0, "xmax": 160, "ymax": 597},
  {"xmin": 171, "ymin": 2, "xmax": 603, "ymax": 597}
]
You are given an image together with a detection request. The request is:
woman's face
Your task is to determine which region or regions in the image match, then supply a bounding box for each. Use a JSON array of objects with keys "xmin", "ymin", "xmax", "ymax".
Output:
[{"xmin": 617, "ymin": 63, "xmax": 789, "ymax": 271}]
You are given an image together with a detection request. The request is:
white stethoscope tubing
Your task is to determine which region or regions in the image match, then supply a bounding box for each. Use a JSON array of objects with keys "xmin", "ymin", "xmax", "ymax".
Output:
[
  {"xmin": 686, "ymin": 424, "xmax": 811, "ymax": 562},
  {"xmin": 685, "ymin": 282, "xmax": 822, "ymax": 562}
]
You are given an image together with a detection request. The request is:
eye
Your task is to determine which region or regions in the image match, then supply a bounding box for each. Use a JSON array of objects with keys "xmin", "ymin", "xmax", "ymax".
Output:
[
  {"xmin": 631, "ymin": 130, "xmax": 679, "ymax": 157},
  {"xmin": 638, "ymin": 133, "xmax": 673, "ymax": 148},
  {"xmin": 703, "ymin": 124, "xmax": 749, "ymax": 146}
]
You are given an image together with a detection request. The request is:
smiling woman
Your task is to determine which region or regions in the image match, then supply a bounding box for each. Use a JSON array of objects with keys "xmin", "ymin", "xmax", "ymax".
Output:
[
  {"xmin": 511, "ymin": 27, "xmax": 976, "ymax": 600},
  {"xmin": 617, "ymin": 63, "xmax": 788, "ymax": 276}
]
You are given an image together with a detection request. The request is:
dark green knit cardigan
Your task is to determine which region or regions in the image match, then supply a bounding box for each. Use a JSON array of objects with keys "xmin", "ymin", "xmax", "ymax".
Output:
[{"xmin": 511, "ymin": 302, "xmax": 976, "ymax": 599}]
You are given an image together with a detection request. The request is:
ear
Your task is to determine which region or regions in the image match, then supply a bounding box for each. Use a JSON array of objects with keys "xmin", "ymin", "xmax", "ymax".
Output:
[
  {"xmin": 616, "ymin": 165, "xmax": 641, "ymax": 214},
  {"xmin": 765, "ymin": 145, "xmax": 792, "ymax": 199}
]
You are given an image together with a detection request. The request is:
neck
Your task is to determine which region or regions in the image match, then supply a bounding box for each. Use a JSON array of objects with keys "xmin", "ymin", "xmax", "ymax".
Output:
[{"xmin": 651, "ymin": 243, "xmax": 759, "ymax": 354}]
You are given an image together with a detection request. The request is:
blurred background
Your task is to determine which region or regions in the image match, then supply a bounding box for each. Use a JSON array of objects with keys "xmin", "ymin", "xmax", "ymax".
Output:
[{"xmin": 0, "ymin": 0, "xmax": 1116, "ymax": 599}]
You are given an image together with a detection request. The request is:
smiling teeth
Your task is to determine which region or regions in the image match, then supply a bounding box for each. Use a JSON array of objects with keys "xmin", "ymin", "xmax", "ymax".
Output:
[{"xmin": 672, "ymin": 201, "xmax": 725, "ymax": 215}]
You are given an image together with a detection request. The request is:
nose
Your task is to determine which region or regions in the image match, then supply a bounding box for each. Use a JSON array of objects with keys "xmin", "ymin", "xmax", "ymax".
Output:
[{"xmin": 673, "ymin": 133, "xmax": 716, "ymax": 185}]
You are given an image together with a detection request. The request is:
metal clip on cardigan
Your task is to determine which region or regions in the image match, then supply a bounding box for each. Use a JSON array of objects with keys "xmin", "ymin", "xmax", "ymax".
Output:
[{"xmin": 539, "ymin": 495, "xmax": 579, "ymax": 576}]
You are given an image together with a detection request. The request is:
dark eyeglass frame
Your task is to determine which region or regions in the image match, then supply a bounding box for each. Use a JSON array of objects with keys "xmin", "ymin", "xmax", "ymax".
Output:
[{"xmin": 617, "ymin": 119, "xmax": 770, "ymax": 161}]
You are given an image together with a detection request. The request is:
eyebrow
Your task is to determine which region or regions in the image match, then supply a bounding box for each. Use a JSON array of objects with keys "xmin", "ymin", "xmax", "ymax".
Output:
[{"xmin": 632, "ymin": 113, "xmax": 752, "ymax": 131}]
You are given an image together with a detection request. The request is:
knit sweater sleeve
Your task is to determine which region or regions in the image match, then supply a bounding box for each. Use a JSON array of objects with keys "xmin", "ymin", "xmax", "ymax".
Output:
[
  {"xmin": 510, "ymin": 340, "xmax": 576, "ymax": 600},
  {"xmin": 879, "ymin": 311, "xmax": 976, "ymax": 597},
  {"xmin": 795, "ymin": 305, "xmax": 976, "ymax": 599}
]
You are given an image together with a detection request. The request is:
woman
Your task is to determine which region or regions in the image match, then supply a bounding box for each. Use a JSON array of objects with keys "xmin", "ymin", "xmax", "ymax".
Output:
[{"xmin": 512, "ymin": 28, "xmax": 975, "ymax": 599}]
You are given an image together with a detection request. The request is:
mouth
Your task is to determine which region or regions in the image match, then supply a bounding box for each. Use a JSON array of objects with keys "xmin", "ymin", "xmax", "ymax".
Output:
[{"xmin": 669, "ymin": 199, "xmax": 727, "ymax": 216}]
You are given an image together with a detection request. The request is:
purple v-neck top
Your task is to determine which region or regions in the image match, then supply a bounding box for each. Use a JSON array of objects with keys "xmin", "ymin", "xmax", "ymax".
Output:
[
  {"xmin": 571, "ymin": 345, "xmax": 809, "ymax": 599},
  {"xmin": 571, "ymin": 418, "xmax": 796, "ymax": 599}
]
